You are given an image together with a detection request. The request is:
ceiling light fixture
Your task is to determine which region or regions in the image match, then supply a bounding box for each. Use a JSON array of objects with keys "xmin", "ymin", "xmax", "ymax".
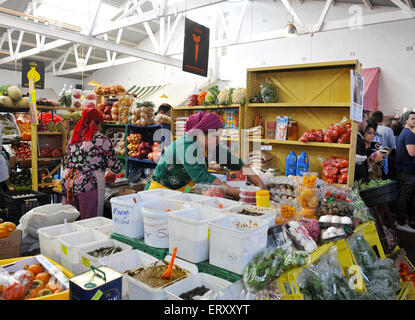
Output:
[{"xmin": 284, "ymin": 21, "xmax": 298, "ymax": 38}]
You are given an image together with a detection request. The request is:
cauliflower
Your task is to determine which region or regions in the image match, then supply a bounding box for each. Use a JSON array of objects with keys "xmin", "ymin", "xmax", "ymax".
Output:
[
  {"xmin": 232, "ymin": 88, "xmax": 246, "ymax": 104},
  {"xmin": 217, "ymin": 89, "xmax": 230, "ymax": 105}
]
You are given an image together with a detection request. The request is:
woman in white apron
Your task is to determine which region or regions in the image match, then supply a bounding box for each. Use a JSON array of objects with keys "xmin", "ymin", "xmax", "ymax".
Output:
[{"xmin": 62, "ymin": 108, "xmax": 122, "ymax": 219}]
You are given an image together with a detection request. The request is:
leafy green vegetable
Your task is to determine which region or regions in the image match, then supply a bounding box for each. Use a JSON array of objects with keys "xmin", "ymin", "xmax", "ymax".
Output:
[
  {"xmin": 0, "ymin": 84, "xmax": 11, "ymax": 96},
  {"xmin": 243, "ymin": 248, "xmax": 309, "ymax": 292},
  {"xmin": 260, "ymin": 80, "xmax": 278, "ymax": 103},
  {"xmin": 357, "ymin": 179, "xmax": 393, "ymax": 191}
]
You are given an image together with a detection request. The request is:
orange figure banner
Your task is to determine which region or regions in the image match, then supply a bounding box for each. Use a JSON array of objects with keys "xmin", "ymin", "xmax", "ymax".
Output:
[{"xmin": 183, "ymin": 18, "xmax": 209, "ymax": 77}]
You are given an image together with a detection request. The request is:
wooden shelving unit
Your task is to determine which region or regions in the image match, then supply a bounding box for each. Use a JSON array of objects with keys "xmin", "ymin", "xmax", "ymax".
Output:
[
  {"xmin": 243, "ymin": 60, "xmax": 362, "ymax": 186},
  {"xmin": 171, "ymin": 104, "xmax": 245, "ymax": 159}
]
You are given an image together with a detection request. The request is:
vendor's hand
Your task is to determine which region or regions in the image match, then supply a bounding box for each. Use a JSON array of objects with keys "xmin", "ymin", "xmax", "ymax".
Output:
[{"xmin": 225, "ymin": 186, "xmax": 241, "ymax": 199}]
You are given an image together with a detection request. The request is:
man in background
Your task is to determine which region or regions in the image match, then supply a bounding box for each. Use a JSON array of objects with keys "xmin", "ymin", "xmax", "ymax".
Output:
[
  {"xmin": 355, "ymin": 110, "xmax": 370, "ymax": 181},
  {"xmin": 395, "ymin": 111, "xmax": 415, "ymax": 233},
  {"xmin": 370, "ymin": 111, "xmax": 396, "ymax": 150}
]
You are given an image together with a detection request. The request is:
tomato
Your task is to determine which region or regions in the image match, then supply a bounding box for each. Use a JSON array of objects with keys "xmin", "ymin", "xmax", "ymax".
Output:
[
  {"xmin": 338, "ymin": 173, "xmax": 348, "ymax": 184},
  {"xmin": 339, "ymin": 159, "xmax": 349, "ymax": 168},
  {"xmin": 324, "ymin": 132, "xmax": 335, "ymax": 143},
  {"xmin": 315, "ymin": 129, "xmax": 324, "ymax": 142}
]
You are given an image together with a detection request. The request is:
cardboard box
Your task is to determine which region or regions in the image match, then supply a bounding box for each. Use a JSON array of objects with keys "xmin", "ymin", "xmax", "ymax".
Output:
[{"xmin": 0, "ymin": 229, "xmax": 22, "ymax": 260}]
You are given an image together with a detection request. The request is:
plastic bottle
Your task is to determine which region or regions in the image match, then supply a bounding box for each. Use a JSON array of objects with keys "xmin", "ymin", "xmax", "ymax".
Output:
[
  {"xmin": 285, "ymin": 151, "xmax": 297, "ymax": 176},
  {"xmin": 296, "ymin": 152, "xmax": 309, "ymax": 176}
]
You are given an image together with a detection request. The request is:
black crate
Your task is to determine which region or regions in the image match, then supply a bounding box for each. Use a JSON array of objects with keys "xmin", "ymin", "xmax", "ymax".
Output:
[
  {"xmin": 1, "ymin": 190, "xmax": 49, "ymax": 224},
  {"xmin": 360, "ymin": 181, "xmax": 398, "ymax": 207}
]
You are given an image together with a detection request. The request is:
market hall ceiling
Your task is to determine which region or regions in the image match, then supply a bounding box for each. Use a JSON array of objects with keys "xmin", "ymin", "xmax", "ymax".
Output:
[{"xmin": 0, "ymin": 0, "xmax": 413, "ymax": 79}]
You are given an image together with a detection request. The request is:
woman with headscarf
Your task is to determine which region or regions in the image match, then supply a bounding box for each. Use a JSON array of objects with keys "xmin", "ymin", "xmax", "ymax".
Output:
[
  {"xmin": 62, "ymin": 107, "xmax": 122, "ymax": 219},
  {"xmin": 146, "ymin": 112, "xmax": 265, "ymax": 198}
]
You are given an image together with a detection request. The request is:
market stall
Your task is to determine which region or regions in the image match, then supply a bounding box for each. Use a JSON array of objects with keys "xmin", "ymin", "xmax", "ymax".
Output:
[{"xmin": 0, "ymin": 60, "xmax": 413, "ymax": 301}]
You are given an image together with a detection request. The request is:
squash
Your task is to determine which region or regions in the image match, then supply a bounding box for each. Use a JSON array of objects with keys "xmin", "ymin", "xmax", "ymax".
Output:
[
  {"xmin": 7, "ymin": 86, "xmax": 22, "ymax": 102},
  {"xmin": 24, "ymin": 289, "xmax": 39, "ymax": 300},
  {"xmin": 35, "ymin": 272, "xmax": 51, "ymax": 284},
  {"xmin": 38, "ymin": 288, "xmax": 53, "ymax": 297},
  {"xmin": 0, "ymin": 222, "xmax": 16, "ymax": 239}
]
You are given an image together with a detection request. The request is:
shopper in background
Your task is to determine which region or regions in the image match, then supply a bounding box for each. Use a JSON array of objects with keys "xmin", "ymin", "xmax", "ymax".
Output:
[
  {"xmin": 0, "ymin": 124, "xmax": 9, "ymax": 191},
  {"xmin": 370, "ymin": 111, "xmax": 396, "ymax": 150},
  {"xmin": 395, "ymin": 111, "xmax": 415, "ymax": 233},
  {"xmin": 392, "ymin": 120, "xmax": 404, "ymax": 148},
  {"xmin": 146, "ymin": 112, "xmax": 265, "ymax": 198},
  {"xmin": 363, "ymin": 120, "xmax": 388, "ymax": 180},
  {"xmin": 155, "ymin": 103, "xmax": 172, "ymax": 117},
  {"xmin": 355, "ymin": 110, "xmax": 370, "ymax": 181},
  {"xmin": 62, "ymin": 108, "xmax": 122, "ymax": 220}
]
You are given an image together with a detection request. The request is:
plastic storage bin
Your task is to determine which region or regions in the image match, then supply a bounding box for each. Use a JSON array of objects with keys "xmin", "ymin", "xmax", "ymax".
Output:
[
  {"xmin": 75, "ymin": 239, "xmax": 133, "ymax": 275},
  {"xmin": 168, "ymin": 208, "xmax": 225, "ymax": 263},
  {"xmin": 208, "ymin": 215, "xmax": 269, "ymax": 274},
  {"xmin": 96, "ymin": 224, "xmax": 114, "ymax": 237},
  {"xmin": 225, "ymin": 204, "xmax": 277, "ymax": 227},
  {"xmin": 141, "ymin": 200, "xmax": 190, "ymax": 248},
  {"xmin": 58, "ymin": 230, "xmax": 109, "ymax": 275},
  {"xmin": 124, "ymin": 255, "xmax": 198, "ymax": 300},
  {"xmin": 163, "ymin": 193, "xmax": 211, "ymax": 203},
  {"xmin": 193, "ymin": 197, "xmax": 240, "ymax": 211},
  {"xmin": 99, "ymin": 249, "xmax": 158, "ymax": 300},
  {"xmin": 38, "ymin": 222, "xmax": 84, "ymax": 263},
  {"xmin": 73, "ymin": 216, "xmax": 113, "ymax": 230},
  {"xmin": 165, "ymin": 272, "xmax": 232, "ymax": 300},
  {"xmin": 110, "ymin": 193, "xmax": 153, "ymax": 239}
]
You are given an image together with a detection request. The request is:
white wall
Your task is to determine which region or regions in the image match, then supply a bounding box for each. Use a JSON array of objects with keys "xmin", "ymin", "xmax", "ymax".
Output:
[{"xmin": 86, "ymin": 0, "xmax": 415, "ymax": 115}]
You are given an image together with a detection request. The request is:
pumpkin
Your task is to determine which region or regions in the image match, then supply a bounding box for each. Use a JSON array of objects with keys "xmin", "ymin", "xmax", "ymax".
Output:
[
  {"xmin": 0, "ymin": 222, "xmax": 16, "ymax": 239},
  {"xmin": 24, "ymin": 289, "xmax": 39, "ymax": 300},
  {"xmin": 38, "ymin": 288, "xmax": 53, "ymax": 297},
  {"xmin": 31, "ymin": 279, "xmax": 45, "ymax": 292},
  {"xmin": 27, "ymin": 264, "xmax": 43, "ymax": 275},
  {"xmin": 3, "ymin": 282, "xmax": 26, "ymax": 300},
  {"xmin": 35, "ymin": 272, "xmax": 51, "ymax": 284}
]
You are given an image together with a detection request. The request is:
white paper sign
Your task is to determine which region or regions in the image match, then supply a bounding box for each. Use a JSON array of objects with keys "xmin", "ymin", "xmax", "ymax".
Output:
[{"xmin": 350, "ymin": 70, "xmax": 365, "ymax": 122}]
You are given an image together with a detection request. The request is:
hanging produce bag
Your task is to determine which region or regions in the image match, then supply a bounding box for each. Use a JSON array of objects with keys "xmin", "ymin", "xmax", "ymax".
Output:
[{"xmin": 260, "ymin": 78, "xmax": 278, "ymax": 103}]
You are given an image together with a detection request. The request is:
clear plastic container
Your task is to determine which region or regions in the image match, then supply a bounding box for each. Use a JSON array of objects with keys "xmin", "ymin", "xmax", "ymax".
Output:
[
  {"xmin": 302, "ymin": 172, "xmax": 318, "ymax": 188},
  {"xmin": 72, "ymin": 99, "xmax": 82, "ymax": 109},
  {"xmin": 192, "ymin": 184, "xmax": 227, "ymax": 198},
  {"xmin": 72, "ymin": 89, "xmax": 82, "ymax": 100},
  {"xmin": 239, "ymin": 185, "xmax": 260, "ymax": 198},
  {"xmin": 239, "ymin": 196, "xmax": 256, "ymax": 204},
  {"xmin": 83, "ymin": 91, "xmax": 96, "ymax": 100}
]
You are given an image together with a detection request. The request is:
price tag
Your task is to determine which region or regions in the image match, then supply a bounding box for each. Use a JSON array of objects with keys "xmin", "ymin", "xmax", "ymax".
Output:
[
  {"xmin": 91, "ymin": 290, "xmax": 103, "ymax": 300},
  {"xmin": 82, "ymin": 256, "xmax": 90, "ymax": 268},
  {"xmin": 61, "ymin": 244, "xmax": 67, "ymax": 255},
  {"xmin": 261, "ymin": 145, "xmax": 272, "ymax": 151},
  {"xmin": 207, "ymin": 228, "xmax": 210, "ymax": 240}
]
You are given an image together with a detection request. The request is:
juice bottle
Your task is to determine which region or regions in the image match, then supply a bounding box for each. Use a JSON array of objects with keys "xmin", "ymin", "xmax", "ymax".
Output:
[
  {"xmin": 285, "ymin": 151, "xmax": 297, "ymax": 176},
  {"xmin": 296, "ymin": 152, "xmax": 309, "ymax": 176}
]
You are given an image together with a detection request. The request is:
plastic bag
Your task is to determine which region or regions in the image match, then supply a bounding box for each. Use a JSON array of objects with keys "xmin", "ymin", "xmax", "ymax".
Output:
[
  {"xmin": 18, "ymin": 204, "xmax": 80, "ymax": 238},
  {"xmin": 260, "ymin": 78, "xmax": 278, "ymax": 103},
  {"xmin": 350, "ymin": 183, "xmax": 373, "ymax": 223},
  {"xmin": 298, "ymin": 246, "xmax": 361, "ymax": 300},
  {"xmin": 286, "ymin": 220, "xmax": 318, "ymax": 253},
  {"xmin": 243, "ymin": 247, "xmax": 309, "ymax": 292}
]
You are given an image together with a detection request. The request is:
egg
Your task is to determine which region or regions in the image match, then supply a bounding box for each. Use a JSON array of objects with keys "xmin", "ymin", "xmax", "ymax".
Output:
[
  {"xmin": 321, "ymin": 230, "xmax": 330, "ymax": 240},
  {"xmin": 336, "ymin": 228, "xmax": 346, "ymax": 236},
  {"xmin": 331, "ymin": 216, "xmax": 341, "ymax": 224},
  {"xmin": 340, "ymin": 216, "xmax": 352, "ymax": 225},
  {"xmin": 319, "ymin": 215, "xmax": 331, "ymax": 223},
  {"xmin": 327, "ymin": 226, "xmax": 337, "ymax": 235}
]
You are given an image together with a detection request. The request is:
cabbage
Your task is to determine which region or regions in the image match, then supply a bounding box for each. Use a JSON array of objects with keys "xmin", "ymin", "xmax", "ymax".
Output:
[
  {"xmin": 71, "ymin": 111, "xmax": 82, "ymax": 122},
  {"xmin": 62, "ymin": 112, "xmax": 72, "ymax": 120}
]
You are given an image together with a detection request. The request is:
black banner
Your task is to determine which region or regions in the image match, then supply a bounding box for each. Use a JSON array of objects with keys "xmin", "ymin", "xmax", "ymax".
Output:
[
  {"xmin": 182, "ymin": 18, "xmax": 209, "ymax": 77},
  {"xmin": 22, "ymin": 58, "xmax": 45, "ymax": 89}
]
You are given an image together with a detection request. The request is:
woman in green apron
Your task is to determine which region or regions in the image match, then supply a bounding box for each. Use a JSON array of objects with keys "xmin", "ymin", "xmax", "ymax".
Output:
[{"xmin": 147, "ymin": 112, "xmax": 265, "ymax": 199}]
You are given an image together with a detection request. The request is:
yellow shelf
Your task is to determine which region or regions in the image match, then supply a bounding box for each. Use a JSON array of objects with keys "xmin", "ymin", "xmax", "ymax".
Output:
[
  {"xmin": 247, "ymin": 103, "xmax": 350, "ymax": 108},
  {"xmin": 248, "ymin": 138, "xmax": 351, "ymax": 149},
  {"xmin": 247, "ymin": 60, "xmax": 359, "ymax": 73},
  {"xmin": 38, "ymin": 158, "xmax": 62, "ymax": 161},
  {"xmin": 38, "ymin": 132, "xmax": 63, "ymax": 135},
  {"xmin": 173, "ymin": 104, "xmax": 241, "ymax": 110}
]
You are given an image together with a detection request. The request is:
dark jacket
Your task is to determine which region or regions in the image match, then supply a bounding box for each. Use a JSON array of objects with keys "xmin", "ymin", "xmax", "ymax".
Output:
[{"xmin": 355, "ymin": 132, "xmax": 369, "ymax": 182}]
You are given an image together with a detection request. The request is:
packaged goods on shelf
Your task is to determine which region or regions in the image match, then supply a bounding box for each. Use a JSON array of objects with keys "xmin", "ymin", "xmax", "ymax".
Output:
[
  {"xmin": 0, "ymin": 112, "xmax": 21, "ymax": 143},
  {"xmin": 94, "ymin": 84, "xmax": 126, "ymax": 96},
  {"xmin": 248, "ymin": 150, "xmax": 273, "ymax": 171}
]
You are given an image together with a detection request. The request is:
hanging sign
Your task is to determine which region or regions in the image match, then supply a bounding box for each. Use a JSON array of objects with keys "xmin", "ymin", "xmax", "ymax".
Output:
[
  {"xmin": 22, "ymin": 58, "xmax": 45, "ymax": 89},
  {"xmin": 350, "ymin": 70, "xmax": 365, "ymax": 122},
  {"xmin": 182, "ymin": 18, "xmax": 210, "ymax": 77}
]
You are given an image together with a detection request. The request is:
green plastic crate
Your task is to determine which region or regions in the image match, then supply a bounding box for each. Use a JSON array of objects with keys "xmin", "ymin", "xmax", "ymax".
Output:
[
  {"xmin": 197, "ymin": 260, "xmax": 242, "ymax": 283},
  {"xmin": 110, "ymin": 233, "xmax": 168, "ymax": 260}
]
